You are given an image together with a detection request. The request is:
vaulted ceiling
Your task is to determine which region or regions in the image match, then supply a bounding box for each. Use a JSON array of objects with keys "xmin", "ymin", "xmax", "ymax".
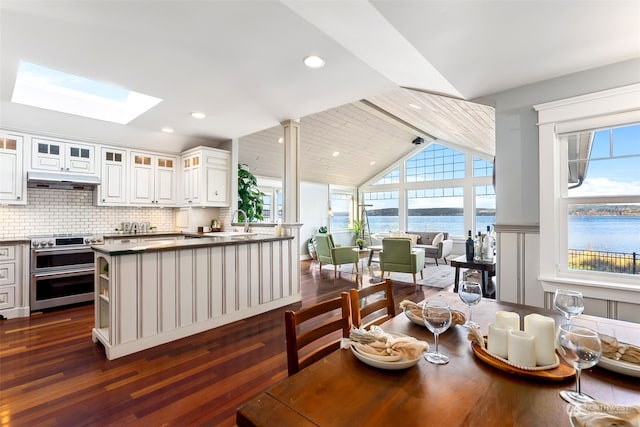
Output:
[{"xmin": 1, "ymin": 1, "xmax": 638, "ymax": 187}]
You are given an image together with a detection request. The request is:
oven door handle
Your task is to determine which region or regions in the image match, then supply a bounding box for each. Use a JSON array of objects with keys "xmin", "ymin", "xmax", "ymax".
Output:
[
  {"xmin": 32, "ymin": 268, "xmax": 96, "ymax": 279},
  {"xmin": 32, "ymin": 247, "xmax": 94, "ymax": 255}
]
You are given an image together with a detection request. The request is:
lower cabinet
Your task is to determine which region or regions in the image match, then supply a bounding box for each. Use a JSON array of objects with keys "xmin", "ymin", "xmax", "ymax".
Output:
[{"xmin": 0, "ymin": 243, "xmax": 30, "ymax": 319}]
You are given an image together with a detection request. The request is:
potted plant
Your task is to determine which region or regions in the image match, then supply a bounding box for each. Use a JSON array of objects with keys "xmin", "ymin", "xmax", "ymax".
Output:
[
  {"xmin": 352, "ymin": 219, "xmax": 366, "ymax": 240},
  {"xmin": 237, "ymin": 163, "xmax": 266, "ymax": 222},
  {"xmin": 355, "ymin": 238, "xmax": 366, "ymax": 249},
  {"xmin": 318, "ymin": 226, "xmax": 328, "ymax": 234}
]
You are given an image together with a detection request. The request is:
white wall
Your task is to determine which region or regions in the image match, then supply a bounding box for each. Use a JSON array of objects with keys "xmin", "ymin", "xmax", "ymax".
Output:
[{"xmin": 299, "ymin": 181, "xmax": 328, "ymax": 258}]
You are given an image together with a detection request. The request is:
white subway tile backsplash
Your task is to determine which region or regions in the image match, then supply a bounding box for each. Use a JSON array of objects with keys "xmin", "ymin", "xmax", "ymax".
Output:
[{"xmin": 0, "ymin": 188, "xmax": 174, "ymax": 238}]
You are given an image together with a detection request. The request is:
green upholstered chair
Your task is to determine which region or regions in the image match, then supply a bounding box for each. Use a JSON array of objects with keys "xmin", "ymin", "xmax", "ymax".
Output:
[
  {"xmin": 379, "ymin": 238, "xmax": 426, "ymax": 285},
  {"xmin": 314, "ymin": 234, "xmax": 359, "ymax": 279}
]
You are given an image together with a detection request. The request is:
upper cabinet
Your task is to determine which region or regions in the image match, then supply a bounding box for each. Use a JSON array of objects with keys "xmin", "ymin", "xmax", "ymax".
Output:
[
  {"xmin": 0, "ymin": 132, "xmax": 26, "ymax": 205},
  {"xmin": 96, "ymin": 147, "xmax": 127, "ymax": 206},
  {"xmin": 130, "ymin": 151, "xmax": 177, "ymax": 206},
  {"xmin": 180, "ymin": 146, "xmax": 230, "ymax": 207},
  {"xmin": 31, "ymin": 137, "xmax": 96, "ymax": 174}
]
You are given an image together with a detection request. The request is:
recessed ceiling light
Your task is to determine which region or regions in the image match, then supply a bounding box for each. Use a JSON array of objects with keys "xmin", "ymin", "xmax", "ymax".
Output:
[
  {"xmin": 304, "ymin": 55, "xmax": 325, "ymax": 68},
  {"xmin": 369, "ymin": 161, "xmax": 376, "ymax": 166},
  {"xmin": 332, "ymin": 151, "xmax": 340, "ymax": 157},
  {"xmin": 161, "ymin": 127, "xmax": 174, "ymax": 133},
  {"xmin": 277, "ymin": 137, "xmax": 284, "ymax": 144},
  {"xmin": 409, "ymin": 103, "xmax": 422, "ymax": 110},
  {"xmin": 11, "ymin": 61, "xmax": 161, "ymax": 124},
  {"xmin": 191, "ymin": 112, "xmax": 206, "ymax": 119}
]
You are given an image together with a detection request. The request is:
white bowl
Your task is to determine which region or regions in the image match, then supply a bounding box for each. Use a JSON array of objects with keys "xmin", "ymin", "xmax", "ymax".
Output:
[{"xmin": 350, "ymin": 344, "xmax": 422, "ymax": 370}]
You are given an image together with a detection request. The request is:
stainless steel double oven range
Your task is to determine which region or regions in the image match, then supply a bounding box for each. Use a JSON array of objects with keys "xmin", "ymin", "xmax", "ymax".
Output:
[{"xmin": 30, "ymin": 234, "xmax": 103, "ymax": 310}]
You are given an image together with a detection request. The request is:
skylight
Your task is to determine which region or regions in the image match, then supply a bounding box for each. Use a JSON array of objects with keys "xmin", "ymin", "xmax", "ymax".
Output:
[{"xmin": 11, "ymin": 61, "xmax": 162, "ymax": 124}]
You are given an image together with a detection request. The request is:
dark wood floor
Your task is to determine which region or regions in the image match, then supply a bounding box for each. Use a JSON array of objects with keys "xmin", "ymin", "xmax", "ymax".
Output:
[{"xmin": 0, "ymin": 260, "xmax": 449, "ymax": 426}]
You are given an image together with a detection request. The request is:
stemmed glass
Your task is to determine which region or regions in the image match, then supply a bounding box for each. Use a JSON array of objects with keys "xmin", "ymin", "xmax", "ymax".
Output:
[
  {"xmin": 458, "ymin": 281, "xmax": 482, "ymax": 328},
  {"xmin": 422, "ymin": 300, "xmax": 452, "ymax": 365},
  {"xmin": 553, "ymin": 289, "xmax": 585, "ymax": 324},
  {"xmin": 556, "ymin": 324, "xmax": 602, "ymax": 404}
]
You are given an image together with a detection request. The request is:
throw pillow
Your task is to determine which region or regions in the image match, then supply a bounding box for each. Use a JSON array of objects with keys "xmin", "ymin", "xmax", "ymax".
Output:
[
  {"xmin": 432, "ymin": 232, "xmax": 444, "ymax": 246},
  {"xmin": 389, "ymin": 231, "xmax": 419, "ymax": 246},
  {"xmin": 406, "ymin": 233, "xmax": 420, "ymax": 246}
]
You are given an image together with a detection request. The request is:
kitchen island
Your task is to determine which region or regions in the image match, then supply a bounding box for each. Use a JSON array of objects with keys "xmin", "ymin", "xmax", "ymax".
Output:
[{"xmin": 92, "ymin": 234, "xmax": 297, "ymax": 359}]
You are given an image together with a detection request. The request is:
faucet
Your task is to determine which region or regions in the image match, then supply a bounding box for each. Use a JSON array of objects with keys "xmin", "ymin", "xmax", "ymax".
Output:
[{"xmin": 231, "ymin": 209, "xmax": 250, "ymax": 232}]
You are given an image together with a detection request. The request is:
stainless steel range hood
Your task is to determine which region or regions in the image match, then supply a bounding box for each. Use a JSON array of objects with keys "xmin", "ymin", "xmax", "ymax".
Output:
[{"xmin": 27, "ymin": 171, "xmax": 101, "ymax": 190}]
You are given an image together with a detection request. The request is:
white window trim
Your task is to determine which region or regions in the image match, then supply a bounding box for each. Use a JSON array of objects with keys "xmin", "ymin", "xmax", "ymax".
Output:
[{"xmin": 535, "ymin": 84, "xmax": 640, "ymax": 305}]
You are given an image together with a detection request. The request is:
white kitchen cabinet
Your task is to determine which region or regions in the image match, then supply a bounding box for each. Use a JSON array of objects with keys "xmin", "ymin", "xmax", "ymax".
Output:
[
  {"xmin": 180, "ymin": 146, "xmax": 230, "ymax": 207},
  {"xmin": 130, "ymin": 151, "xmax": 177, "ymax": 206},
  {"xmin": 31, "ymin": 137, "xmax": 96, "ymax": 174},
  {"xmin": 0, "ymin": 132, "xmax": 26, "ymax": 205},
  {"xmin": 96, "ymin": 147, "xmax": 127, "ymax": 206},
  {"xmin": 0, "ymin": 242, "xmax": 30, "ymax": 319}
]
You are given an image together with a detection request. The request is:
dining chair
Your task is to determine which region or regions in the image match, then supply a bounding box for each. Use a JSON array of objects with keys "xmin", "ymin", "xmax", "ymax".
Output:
[
  {"xmin": 349, "ymin": 279, "xmax": 396, "ymax": 330},
  {"xmin": 284, "ymin": 292, "xmax": 352, "ymax": 376}
]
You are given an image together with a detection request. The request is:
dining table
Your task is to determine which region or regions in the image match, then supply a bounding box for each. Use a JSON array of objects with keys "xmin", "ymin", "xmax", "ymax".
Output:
[{"xmin": 236, "ymin": 292, "xmax": 640, "ymax": 427}]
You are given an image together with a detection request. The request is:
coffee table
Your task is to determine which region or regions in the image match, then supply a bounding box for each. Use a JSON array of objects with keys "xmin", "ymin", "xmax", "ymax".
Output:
[{"xmin": 450, "ymin": 254, "xmax": 496, "ymax": 298}]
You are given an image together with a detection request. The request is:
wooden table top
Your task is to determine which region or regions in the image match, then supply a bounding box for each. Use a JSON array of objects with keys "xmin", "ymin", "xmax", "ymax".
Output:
[
  {"xmin": 450, "ymin": 254, "xmax": 496, "ymax": 270},
  {"xmin": 237, "ymin": 292, "xmax": 640, "ymax": 427}
]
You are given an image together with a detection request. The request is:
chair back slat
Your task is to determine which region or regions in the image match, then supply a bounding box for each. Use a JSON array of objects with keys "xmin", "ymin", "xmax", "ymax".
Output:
[
  {"xmin": 349, "ymin": 279, "xmax": 395, "ymax": 330},
  {"xmin": 285, "ymin": 292, "xmax": 351, "ymax": 376}
]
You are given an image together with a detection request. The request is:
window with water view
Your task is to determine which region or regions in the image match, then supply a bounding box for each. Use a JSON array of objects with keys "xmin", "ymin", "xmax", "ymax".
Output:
[
  {"xmin": 330, "ymin": 192, "xmax": 352, "ymax": 230},
  {"xmin": 562, "ymin": 123, "xmax": 640, "ymax": 276}
]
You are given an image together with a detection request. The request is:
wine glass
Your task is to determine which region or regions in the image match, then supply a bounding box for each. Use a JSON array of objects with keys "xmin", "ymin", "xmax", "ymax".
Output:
[
  {"xmin": 553, "ymin": 289, "xmax": 585, "ymax": 324},
  {"xmin": 458, "ymin": 281, "xmax": 482, "ymax": 328},
  {"xmin": 422, "ymin": 300, "xmax": 452, "ymax": 365},
  {"xmin": 556, "ymin": 324, "xmax": 602, "ymax": 405}
]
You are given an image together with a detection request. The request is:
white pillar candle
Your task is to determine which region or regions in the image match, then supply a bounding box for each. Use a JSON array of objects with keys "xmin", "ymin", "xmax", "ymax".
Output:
[
  {"xmin": 524, "ymin": 313, "xmax": 557, "ymax": 366},
  {"xmin": 495, "ymin": 311, "xmax": 520, "ymax": 331},
  {"xmin": 507, "ymin": 330, "xmax": 536, "ymax": 367},
  {"xmin": 487, "ymin": 322, "xmax": 510, "ymax": 358}
]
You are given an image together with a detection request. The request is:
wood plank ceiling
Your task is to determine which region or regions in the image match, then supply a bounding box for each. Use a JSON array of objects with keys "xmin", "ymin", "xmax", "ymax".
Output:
[{"xmin": 239, "ymin": 88, "xmax": 495, "ymax": 187}]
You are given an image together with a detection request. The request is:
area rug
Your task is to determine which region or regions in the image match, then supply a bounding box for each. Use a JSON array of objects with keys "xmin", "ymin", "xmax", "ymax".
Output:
[{"xmin": 320, "ymin": 261, "xmax": 463, "ymax": 289}]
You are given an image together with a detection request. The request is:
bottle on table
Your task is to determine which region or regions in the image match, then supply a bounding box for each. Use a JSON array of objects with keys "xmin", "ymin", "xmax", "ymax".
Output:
[
  {"xmin": 474, "ymin": 231, "xmax": 483, "ymax": 262},
  {"xmin": 483, "ymin": 225, "xmax": 494, "ymax": 261},
  {"xmin": 465, "ymin": 230, "xmax": 474, "ymax": 261}
]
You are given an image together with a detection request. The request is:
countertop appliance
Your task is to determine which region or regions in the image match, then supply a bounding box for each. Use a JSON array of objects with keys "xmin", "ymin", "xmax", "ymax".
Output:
[{"xmin": 29, "ymin": 233, "xmax": 103, "ymax": 310}]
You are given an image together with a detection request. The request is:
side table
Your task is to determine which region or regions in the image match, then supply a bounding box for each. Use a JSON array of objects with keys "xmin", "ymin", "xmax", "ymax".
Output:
[{"xmin": 450, "ymin": 254, "xmax": 496, "ymax": 298}]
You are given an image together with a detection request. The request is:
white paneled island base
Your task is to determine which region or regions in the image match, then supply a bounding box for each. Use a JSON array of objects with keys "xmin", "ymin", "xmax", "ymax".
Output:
[{"xmin": 92, "ymin": 236, "xmax": 298, "ymax": 359}]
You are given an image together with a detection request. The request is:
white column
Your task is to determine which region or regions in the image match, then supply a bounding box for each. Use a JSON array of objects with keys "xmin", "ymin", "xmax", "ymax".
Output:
[
  {"xmin": 281, "ymin": 120, "xmax": 301, "ymax": 296},
  {"xmin": 281, "ymin": 120, "xmax": 300, "ymax": 223}
]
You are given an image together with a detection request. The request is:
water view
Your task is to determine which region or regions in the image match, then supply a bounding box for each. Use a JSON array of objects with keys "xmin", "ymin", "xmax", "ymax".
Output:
[{"xmin": 339, "ymin": 215, "xmax": 638, "ymax": 254}]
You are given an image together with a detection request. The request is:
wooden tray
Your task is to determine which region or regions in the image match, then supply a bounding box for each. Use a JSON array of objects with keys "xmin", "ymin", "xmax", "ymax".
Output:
[{"xmin": 471, "ymin": 341, "xmax": 575, "ymax": 382}]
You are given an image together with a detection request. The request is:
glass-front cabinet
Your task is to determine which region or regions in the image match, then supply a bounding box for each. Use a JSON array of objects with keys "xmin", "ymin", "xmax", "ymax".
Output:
[{"xmin": 0, "ymin": 132, "xmax": 25, "ymax": 204}]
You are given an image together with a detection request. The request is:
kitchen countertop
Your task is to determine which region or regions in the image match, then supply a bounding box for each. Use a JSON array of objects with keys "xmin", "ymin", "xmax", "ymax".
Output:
[
  {"xmin": 0, "ymin": 238, "xmax": 30, "ymax": 244},
  {"xmin": 102, "ymin": 231, "xmax": 188, "ymax": 239},
  {"xmin": 93, "ymin": 234, "xmax": 293, "ymax": 255}
]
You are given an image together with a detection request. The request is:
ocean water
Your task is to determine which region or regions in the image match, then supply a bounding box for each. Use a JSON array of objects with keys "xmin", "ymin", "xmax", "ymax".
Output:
[
  {"xmin": 363, "ymin": 215, "xmax": 494, "ymax": 239},
  {"xmin": 568, "ymin": 215, "xmax": 639, "ymax": 254},
  {"xmin": 356, "ymin": 215, "xmax": 639, "ymax": 254}
]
